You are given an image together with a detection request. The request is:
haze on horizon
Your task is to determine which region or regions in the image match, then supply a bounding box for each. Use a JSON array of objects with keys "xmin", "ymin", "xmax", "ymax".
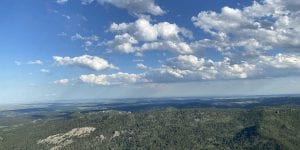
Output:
[{"xmin": 1, "ymin": 0, "xmax": 300, "ymax": 103}]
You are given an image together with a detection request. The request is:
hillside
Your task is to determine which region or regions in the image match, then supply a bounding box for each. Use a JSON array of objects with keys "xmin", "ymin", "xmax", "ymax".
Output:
[{"xmin": 0, "ymin": 105, "xmax": 299, "ymax": 150}]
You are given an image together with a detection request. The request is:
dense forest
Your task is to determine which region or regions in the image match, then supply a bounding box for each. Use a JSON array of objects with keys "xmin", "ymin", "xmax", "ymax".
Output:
[{"xmin": 0, "ymin": 105, "xmax": 299, "ymax": 150}]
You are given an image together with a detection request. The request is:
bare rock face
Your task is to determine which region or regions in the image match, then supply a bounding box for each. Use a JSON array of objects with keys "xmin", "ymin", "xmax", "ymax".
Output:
[
  {"xmin": 64, "ymin": 127, "xmax": 96, "ymax": 137},
  {"xmin": 37, "ymin": 127, "xmax": 96, "ymax": 150}
]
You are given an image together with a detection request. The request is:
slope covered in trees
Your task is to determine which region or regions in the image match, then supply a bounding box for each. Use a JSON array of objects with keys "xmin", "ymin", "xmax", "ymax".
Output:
[{"xmin": 0, "ymin": 105, "xmax": 299, "ymax": 150}]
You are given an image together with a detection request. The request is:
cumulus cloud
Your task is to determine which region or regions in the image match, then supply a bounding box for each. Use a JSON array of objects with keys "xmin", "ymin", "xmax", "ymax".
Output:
[
  {"xmin": 53, "ymin": 55, "xmax": 117, "ymax": 71},
  {"xmin": 27, "ymin": 60, "xmax": 43, "ymax": 65},
  {"xmin": 82, "ymin": 0, "xmax": 165, "ymax": 16},
  {"xmin": 191, "ymin": 0, "xmax": 300, "ymax": 56},
  {"xmin": 145, "ymin": 56, "xmax": 253, "ymax": 82},
  {"xmin": 145, "ymin": 53, "xmax": 300, "ymax": 82},
  {"xmin": 75, "ymin": 52, "xmax": 300, "ymax": 85},
  {"xmin": 107, "ymin": 33, "xmax": 138, "ymax": 53},
  {"xmin": 258, "ymin": 53, "xmax": 300, "ymax": 69},
  {"xmin": 107, "ymin": 18, "xmax": 193, "ymax": 54},
  {"xmin": 110, "ymin": 18, "xmax": 192, "ymax": 41},
  {"xmin": 80, "ymin": 72, "xmax": 144, "ymax": 85},
  {"xmin": 136, "ymin": 63, "xmax": 148, "ymax": 69},
  {"xmin": 140, "ymin": 41, "xmax": 193, "ymax": 54},
  {"xmin": 56, "ymin": 0, "xmax": 300, "ymax": 85}
]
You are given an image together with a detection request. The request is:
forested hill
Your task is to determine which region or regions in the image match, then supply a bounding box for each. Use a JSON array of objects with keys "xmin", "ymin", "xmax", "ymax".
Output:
[{"xmin": 0, "ymin": 105, "xmax": 299, "ymax": 150}]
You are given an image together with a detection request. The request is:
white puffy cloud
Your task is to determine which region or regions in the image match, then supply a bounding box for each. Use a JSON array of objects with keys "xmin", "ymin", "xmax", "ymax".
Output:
[
  {"xmin": 95, "ymin": 0, "xmax": 165, "ymax": 16},
  {"xmin": 145, "ymin": 53, "xmax": 300, "ymax": 83},
  {"xmin": 76, "ymin": 53, "xmax": 300, "ymax": 85},
  {"xmin": 53, "ymin": 55, "xmax": 117, "ymax": 71},
  {"xmin": 146, "ymin": 56, "xmax": 254, "ymax": 82},
  {"xmin": 107, "ymin": 18, "xmax": 193, "ymax": 54},
  {"xmin": 192, "ymin": 6, "xmax": 249, "ymax": 34},
  {"xmin": 140, "ymin": 41, "xmax": 193, "ymax": 54},
  {"xmin": 110, "ymin": 18, "xmax": 191, "ymax": 41},
  {"xmin": 136, "ymin": 63, "xmax": 147, "ymax": 69},
  {"xmin": 56, "ymin": 0, "xmax": 300, "ymax": 86},
  {"xmin": 54, "ymin": 79, "xmax": 70, "ymax": 85},
  {"xmin": 258, "ymin": 53, "xmax": 300, "ymax": 69},
  {"xmin": 187, "ymin": 0, "xmax": 300, "ymax": 83},
  {"xmin": 166, "ymin": 55, "xmax": 205, "ymax": 70},
  {"xmin": 27, "ymin": 60, "xmax": 43, "ymax": 65},
  {"xmin": 191, "ymin": 0, "xmax": 300, "ymax": 56},
  {"xmin": 146, "ymin": 65, "xmax": 194, "ymax": 81},
  {"xmin": 80, "ymin": 72, "xmax": 144, "ymax": 85},
  {"xmin": 107, "ymin": 33, "xmax": 138, "ymax": 53}
]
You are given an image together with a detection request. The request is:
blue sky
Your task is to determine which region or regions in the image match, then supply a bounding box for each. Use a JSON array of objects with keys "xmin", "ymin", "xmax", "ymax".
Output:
[{"xmin": 1, "ymin": 0, "xmax": 300, "ymax": 103}]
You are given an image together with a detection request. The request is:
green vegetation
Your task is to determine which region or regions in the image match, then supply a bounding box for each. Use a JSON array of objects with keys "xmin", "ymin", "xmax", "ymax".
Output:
[{"xmin": 0, "ymin": 106, "xmax": 299, "ymax": 150}]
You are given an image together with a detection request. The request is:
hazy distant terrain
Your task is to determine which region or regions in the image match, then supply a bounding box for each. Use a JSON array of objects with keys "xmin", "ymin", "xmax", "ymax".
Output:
[{"xmin": 0, "ymin": 97, "xmax": 299, "ymax": 150}]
